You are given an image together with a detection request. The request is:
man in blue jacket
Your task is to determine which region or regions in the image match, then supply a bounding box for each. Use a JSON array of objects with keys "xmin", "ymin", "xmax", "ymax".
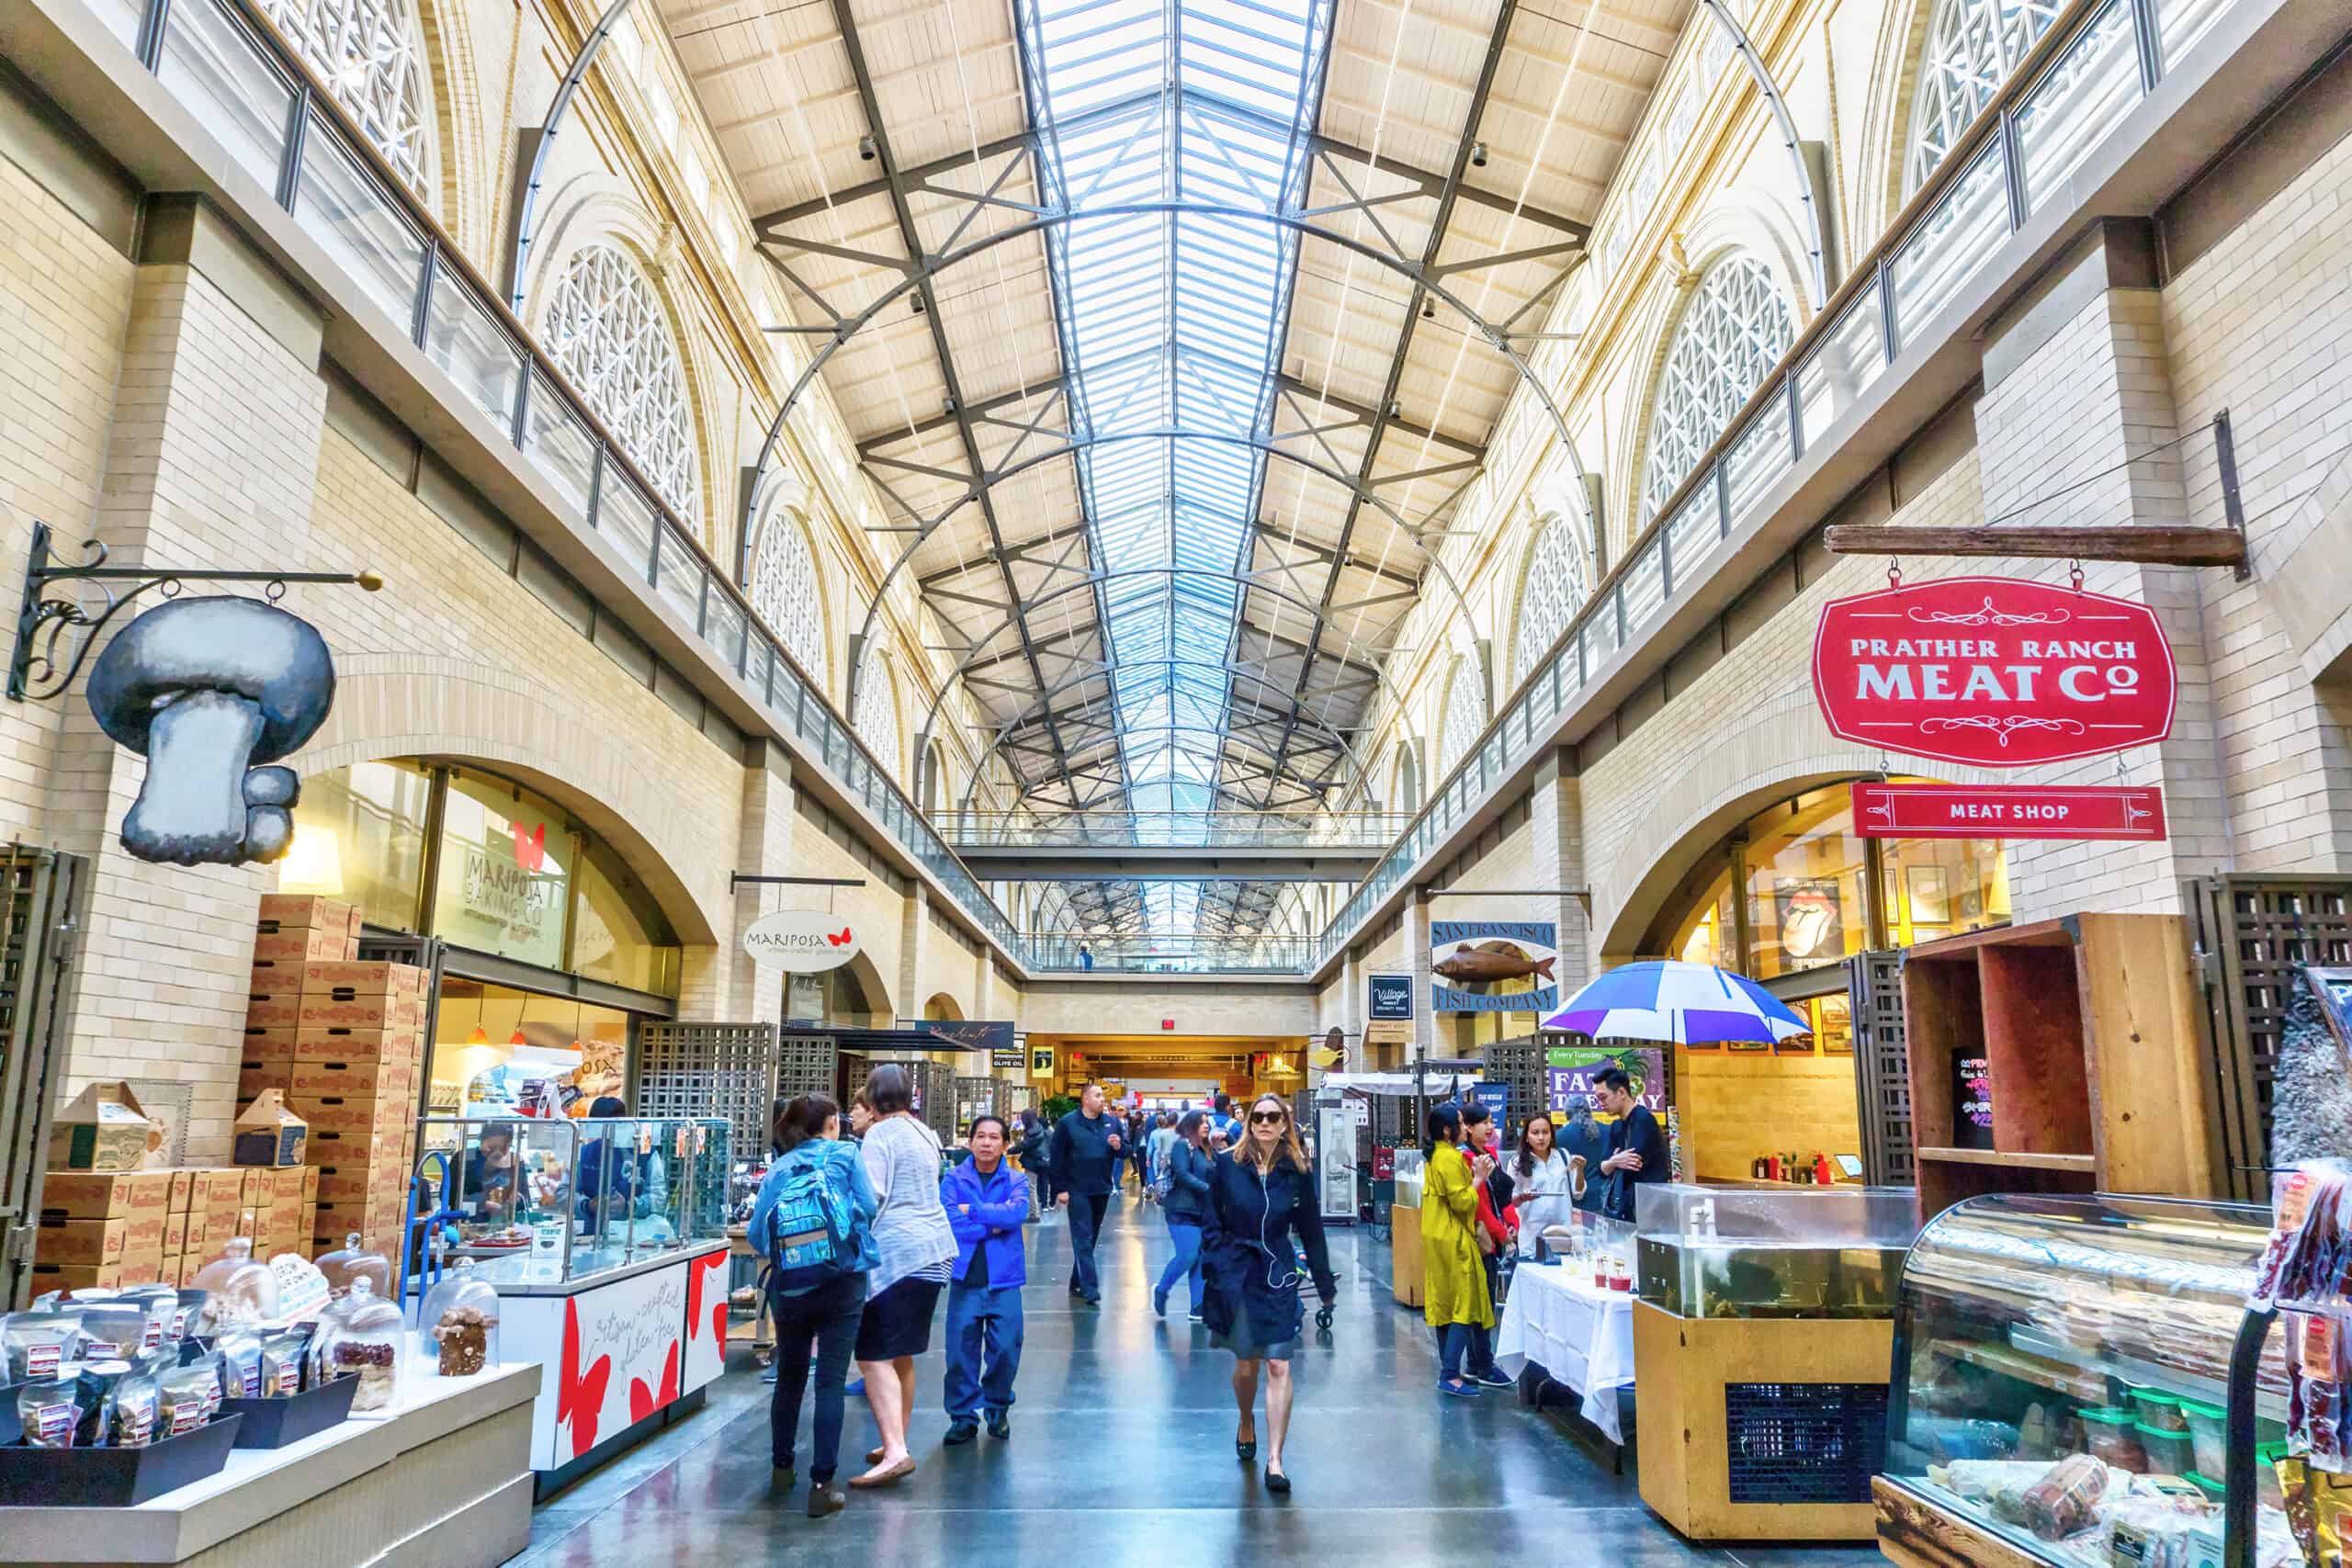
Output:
[
  {"xmin": 1049, "ymin": 1082, "xmax": 1123, "ymax": 1304},
  {"xmin": 940, "ymin": 1114, "xmax": 1028, "ymax": 1442}
]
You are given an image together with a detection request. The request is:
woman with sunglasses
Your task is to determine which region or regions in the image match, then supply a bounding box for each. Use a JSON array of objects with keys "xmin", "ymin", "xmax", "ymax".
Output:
[{"xmin": 1198, "ymin": 1093, "xmax": 1336, "ymax": 1495}]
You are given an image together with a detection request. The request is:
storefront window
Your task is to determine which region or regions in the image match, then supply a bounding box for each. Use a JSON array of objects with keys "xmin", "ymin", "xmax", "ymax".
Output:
[
  {"xmin": 1745, "ymin": 788, "xmax": 1870, "ymax": 979},
  {"xmin": 1881, "ymin": 836, "xmax": 2010, "ymax": 945},
  {"xmin": 430, "ymin": 771, "xmax": 571, "ymax": 969},
  {"xmin": 1669, "ymin": 874, "xmax": 1734, "ymax": 966},
  {"xmin": 428, "ymin": 978, "xmax": 630, "ymax": 1116},
  {"xmin": 571, "ymin": 838, "xmax": 680, "ymax": 996},
  {"xmin": 280, "ymin": 759, "xmax": 433, "ymax": 931}
]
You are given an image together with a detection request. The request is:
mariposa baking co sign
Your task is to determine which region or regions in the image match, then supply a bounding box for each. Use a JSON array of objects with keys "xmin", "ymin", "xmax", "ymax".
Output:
[
  {"xmin": 741, "ymin": 909, "xmax": 862, "ymax": 972},
  {"xmin": 1811, "ymin": 576, "xmax": 2177, "ymax": 768}
]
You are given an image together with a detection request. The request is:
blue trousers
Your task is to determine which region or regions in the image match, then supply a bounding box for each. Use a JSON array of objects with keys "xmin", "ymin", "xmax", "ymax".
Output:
[
  {"xmin": 943, "ymin": 1280, "xmax": 1023, "ymax": 1420},
  {"xmin": 1155, "ymin": 1220, "xmax": 1204, "ymax": 1311},
  {"xmin": 1067, "ymin": 1191, "xmax": 1109, "ymax": 1297},
  {"xmin": 1439, "ymin": 1321, "xmax": 1496, "ymax": 1381}
]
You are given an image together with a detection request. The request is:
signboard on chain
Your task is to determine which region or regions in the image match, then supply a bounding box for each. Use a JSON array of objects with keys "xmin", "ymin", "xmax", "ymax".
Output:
[{"xmin": 1849, "ymin": 781, "xmax": 2167, "ymax": 841}]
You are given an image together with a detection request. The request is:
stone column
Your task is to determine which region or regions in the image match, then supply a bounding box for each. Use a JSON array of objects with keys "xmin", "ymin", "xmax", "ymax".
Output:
[
  {"xmin": 40, "ymin": 199, "xmax": 329, "ymax": 1160},
  {"xmin": 721, "ymin": 740, "xmax": 797, "ymax": 1027},
  {"xmin": 1340, "ymin": 945, "xmax": 1365, "ymax": 1072},
  {"xmin": 1527, "ymin": 747, "xmax": 1589, "ymax": 992},
  {"xmin": 898, "ymin": 883, "xmax": 929, "ymax": 1027},
  {"xmin": 1406, "ymin": 884, "xmax": 1434, "ymax": 1063}
]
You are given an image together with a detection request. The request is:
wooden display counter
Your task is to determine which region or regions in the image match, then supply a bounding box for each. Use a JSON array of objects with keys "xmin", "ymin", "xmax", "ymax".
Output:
[
  {"xmin": 1873, "ymin": 1474, "xmax": 2042, "ymax": 1567},
  {"xmin": 1389, "ymin": 1200, "xmax": 1424, "ymax": 1307},
  {"xmin": 1633, "ymin": 1299, "xmax": 1894, "ymax": 1541},
  {"xmin": 0, "ymin": 1362, "xmax": 538, "ymax": 1567}
]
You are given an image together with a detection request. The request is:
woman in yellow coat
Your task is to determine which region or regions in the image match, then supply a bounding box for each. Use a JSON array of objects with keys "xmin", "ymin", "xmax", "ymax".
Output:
[{"xmin": 1419, "ymin": 1101, "xmax": 1504, "ymax": 1396}]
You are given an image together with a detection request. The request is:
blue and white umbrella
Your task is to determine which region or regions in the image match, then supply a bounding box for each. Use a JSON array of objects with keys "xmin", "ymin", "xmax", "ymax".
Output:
[{"xmin": 1541, "ymin": 960, "xmax": 1810, "ymax": 1046}]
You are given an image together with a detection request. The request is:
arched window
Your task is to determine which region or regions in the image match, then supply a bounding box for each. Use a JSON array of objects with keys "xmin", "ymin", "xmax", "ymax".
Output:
[
  {"xmin": 922, "ymin": 741, "xmax": 946, "ymax": 816},
  {"xmin": 1905, "ymin": 0, "xmax": 2064, "ymax": 192},
  {"xmin": 1513, "ymin": 510, "xmax": 1590, "ymax": 683},
  {"xmin": 750, "ymin": 506, "xmax": 828, "ymax": 692},
  {"xmin": 543, "ymin": 245, "xmax": 700, "ymax": 521},
  {"xmin": 1441, "ymin": 658, "xmax": 1487, "ymax": 776},
  {"xmin": 1640, "ymin": 254, "xmax": 1796, "ymax": 523},
  {"xmin": 854, "ymin": 654, "xmax": 900, "ymax": 781},
  {"xmin": 259, "ymin": 0, "xmax": 435, "ymax": 198},
  {"xmin": 1393, "ymin": 746, "xmax": 1421, "ymax": 816}
]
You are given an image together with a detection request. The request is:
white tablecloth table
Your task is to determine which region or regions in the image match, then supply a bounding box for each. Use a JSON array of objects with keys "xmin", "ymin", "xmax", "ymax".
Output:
[{"xmin": 1492, "ymin": 1261, "xmax": 1637, "ymax": 1443}]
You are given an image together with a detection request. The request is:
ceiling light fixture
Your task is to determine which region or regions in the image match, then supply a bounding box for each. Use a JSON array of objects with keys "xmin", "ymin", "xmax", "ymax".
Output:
[
  {"xmin": 857, "ymin": 135, "xmax": 877, "ymax": 163},
  {"xmin": 1469, "ymin": 141, "xmax": 1488, "ymax": 168}
]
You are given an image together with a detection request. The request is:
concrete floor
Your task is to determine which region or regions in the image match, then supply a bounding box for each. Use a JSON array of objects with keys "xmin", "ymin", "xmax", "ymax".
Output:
[{"xmin": 513, "ymin": 1193, "xmax": 1884, "ymax": 1566}]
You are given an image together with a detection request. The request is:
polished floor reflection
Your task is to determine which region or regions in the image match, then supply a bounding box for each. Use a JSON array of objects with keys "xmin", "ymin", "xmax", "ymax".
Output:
[{"xmin": 514, "ymin": 1195, "xmax": 1883, "ymax": 1565}]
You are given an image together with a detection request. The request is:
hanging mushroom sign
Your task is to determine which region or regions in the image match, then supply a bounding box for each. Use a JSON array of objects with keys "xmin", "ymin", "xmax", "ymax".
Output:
[{"xmin": 86, "ymin": 596, "xmax": 336, "ymax": 867}]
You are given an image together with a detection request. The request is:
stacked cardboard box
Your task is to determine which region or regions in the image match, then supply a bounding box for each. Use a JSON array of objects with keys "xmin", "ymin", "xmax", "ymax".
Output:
[
  {"xmin": 30, "ymin": 1165, "xmax": 321, "ymax": 1291},
  {"xmin": 239, "ymin": 902, "xmax": 425, "ymax": 1260}
]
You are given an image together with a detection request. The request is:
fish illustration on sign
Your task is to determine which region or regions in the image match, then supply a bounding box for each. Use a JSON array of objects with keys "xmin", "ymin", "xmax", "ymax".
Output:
[{"xmin": 1432, "ymin": 940, "xmax": 1556, "ymax": 991}]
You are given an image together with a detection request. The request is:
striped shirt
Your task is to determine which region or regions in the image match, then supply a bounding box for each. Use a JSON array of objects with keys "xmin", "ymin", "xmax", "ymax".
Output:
[{"xmin": 862, "ymin": 1115, "xmax": 958, "ymax": 1295}]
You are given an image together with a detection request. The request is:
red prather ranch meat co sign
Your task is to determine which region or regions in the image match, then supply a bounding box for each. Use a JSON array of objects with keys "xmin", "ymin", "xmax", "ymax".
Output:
[{"xmin": 1811, "ymin": 577, "xmax": 2177, "ymax": 768}]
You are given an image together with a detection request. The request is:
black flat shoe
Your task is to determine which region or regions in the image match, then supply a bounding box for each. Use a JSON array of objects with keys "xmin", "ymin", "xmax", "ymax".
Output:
[
  {"xmin": 1236, "ymin": 1424, "xmax": 1256, "ymax": 1462},
  {"xmin": 1265, "ymin": 1469, "xmax": 1291, "ymax": 1495}
]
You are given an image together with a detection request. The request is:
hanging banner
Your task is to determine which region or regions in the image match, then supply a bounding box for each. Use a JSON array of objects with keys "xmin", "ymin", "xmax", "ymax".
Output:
[
  {"xmin": 1545, "ymin": 1045, "xmax": 1666, "ymax": 1116},
  {"xmin": 1849, "ymin": 781, "xmax": 2168, "ymax": 841},
  {"xmin": 740, "ymin": 909, "xmax": 862, "ymax": 973},
  {"xmin": 1367, "ymin": 972, "xmax": 1414, "ymax": 1046},
  {"xmin": 1430, "ymin": 921, "xmax": 1559, "ymax": 1014},
  {"xmin": 1811, "ymin": 576, "xmax": 2177, "ymax": 768},
  {"xmin": 918, "ymin": 1020, "xmax": 1015, "ymax": 1055}
]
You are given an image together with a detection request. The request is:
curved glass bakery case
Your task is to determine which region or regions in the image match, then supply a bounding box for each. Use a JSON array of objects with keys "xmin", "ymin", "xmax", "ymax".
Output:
[{"xmin": 1881, "ymin": 1193, "xmax": 2299, "ymax": 1568}]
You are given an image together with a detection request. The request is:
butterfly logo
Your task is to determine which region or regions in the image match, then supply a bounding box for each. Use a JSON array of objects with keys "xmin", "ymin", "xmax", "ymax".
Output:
[
  {"xmin": 628, "ymin": 1341, "xmax": 680, "ymax": 1424},
  {"xmin": 825, "ymin": 927, "xmax": 854, "ymax": 947},
  {"xmin": 685, "ymin": 1249, "xmax": 728, "ymax": 1353},
  {"xmin": 512, "ymin": 821, "xmax": 548, "ymax": 872},
  {"xmin": 556, "ymin": 1298, "xmax": 612, "ymax": 1459}
]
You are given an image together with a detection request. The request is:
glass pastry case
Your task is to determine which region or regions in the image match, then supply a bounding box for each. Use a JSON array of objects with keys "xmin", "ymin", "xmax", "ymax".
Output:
[
  {"xmin": 413, "ymin": 1115, "xmax": 729, "ymax": 1289},
  {"xmin": 1635, "ymin": 1182, "xmax": 1917, "ymax": 1319},
  {"xmin": 1879, "ymin": 1192, "xmax": 2299, "ymax": 1568}
]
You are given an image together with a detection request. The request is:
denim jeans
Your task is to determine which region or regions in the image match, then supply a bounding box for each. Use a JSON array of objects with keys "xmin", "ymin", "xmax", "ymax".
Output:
[
  {"xmin": 1067, "ymin": 1191, "xmax": 1110, "ymax": 1297},
  {"xmin": 1156, "ymin": 1220, "xmax": 1204, "ymax": 1312},
  {"xmin": 943, "ymin": 1280, "xmax": 1023, "ymax": 1420},
  {"xmin": 771, "ymin": 1272, "xmax": 867, "ymax": 1480},
  {"xmin": 1438, "ymin": 1321, "xmax": 1496, "ymax": 1382}
]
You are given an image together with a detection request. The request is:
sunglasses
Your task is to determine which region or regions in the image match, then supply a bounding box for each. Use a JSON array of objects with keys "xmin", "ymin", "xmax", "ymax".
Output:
[{"xmin": 1248, "ymin": 1109, "xmax": 1287, "ymax": 1124}]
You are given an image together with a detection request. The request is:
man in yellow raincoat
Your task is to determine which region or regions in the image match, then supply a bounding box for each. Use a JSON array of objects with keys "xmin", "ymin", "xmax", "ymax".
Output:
[{"xmin": 1420, "ymin": 1101, "xmax": 1507, "ymax": 1395}]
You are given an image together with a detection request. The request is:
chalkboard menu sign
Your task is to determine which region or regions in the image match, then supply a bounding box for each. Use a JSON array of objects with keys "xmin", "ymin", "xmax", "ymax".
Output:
[{"xmin": 1952, "ymin": 1055, "xmax": 1995, "ymax": 1149}]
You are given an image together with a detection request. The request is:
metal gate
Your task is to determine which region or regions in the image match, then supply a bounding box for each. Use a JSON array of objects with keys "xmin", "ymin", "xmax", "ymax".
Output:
[
  {"xmin": 2183, "ymin": 874, "xmax": 2352, "ymax": 1202},
  {"xmin": 1849, "ymin": 951, "xmax": 1914, "ymax": 1189},
  {"xmin": 635, "ymin": 1021, "xmax": 783, "ymax": 1164},
  {"xmin": 1, "ymin": 845, "xmax": 88, "ymax": 1310}
]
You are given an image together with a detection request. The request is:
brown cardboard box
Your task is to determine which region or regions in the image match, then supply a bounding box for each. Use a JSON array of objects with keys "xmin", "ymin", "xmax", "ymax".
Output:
[
  {"xmin": 181, "ymin": 1208, "xmax": 209, "ymax": 1253},
  {"xmin": 304, "ymin": 1127, "xmax": 412, "ymax": 1167},
  {"xmin": 33, "ymin": 1260, "xmax": 126, "ymax": 1292},
  {"xmin": 257, "ymin": 894, "xmax": 356, "ymax": 934},
  {"xmin": 296, "ymin": 994, "xmax": 425, "ymax": 1032},
  {"xmin": 232, "ymin": 1090, "xmax": 309, "ymax": 1167},
  {"xmin": 236, "ymin": 1065, "xmax": 291, "ymax": 1102},
  {"xmin": 293, "ymin": 1027, "xmax": 424, "ymax": 1066},
  {"xmin": 168, "ymin": 1168, "xmax": 196, "ymax": 1212},
  {"xmin": 187, "ymin": 1168, "xmax": 241, "ymax": 1210},
  {"xmin": 198, "ymin": 1192, "xmax": 242, "ymax": 1239},
  {"xmin": 237, "ymin": 1169, "xmax": 267, "ymax": 1205},
  {"xmin": 290, "ymin": 1094, "xmax": 410, "ymax": 1137},
  {"xmin": 119, "ymin": 1205, "xmax": 166, "ymax": 1255},
  {"xmin": 236, "ymin": 1206, "xmax": 258, "ymax": 1238},
  {"xmin": 252, "ymin": 922, "xmax": 349, "ymax": 964},
  {"xmin": 268, "ymin": 1166, "xmax": 306, "ymax": 1204},
  {"xmin": 35, "ymin": 1215, "xmax": 126, "ymax": 1264},
  {"xmin": 46, "ymin": 1081, "xmax": 159, "ymax": 1172},
  {"xmin": 313, "ymin": 1164, "xmax": 412, "ymax": 1202},
  {"xmin": 243, "ymin": 1025, "xmax": 300, "ymax": 1056},
  {"xmin": 300, "ymin": 1164, "xmax": 319, "ymax": 1202},
  {"xmin": 37, "ymin": 1169, "xmax": 174, "ymax": 1219},
  {"xmin": 286, "ymin": 1056, "xmax": 416, "ymax": 1100},
  {"xmin": 116, "ymin": 1246, "xmax": 166, "ymax": 1288},
  {"xmin": 297, "ymin": 962, "xmax": 426, "ymax": 998},
  {"xmin": 245, "ymin": 991, "xmax": 301, "ymax": 1027},
  {"xmin": 163, "ymin": 1212, "xmax": 187, "ymax": 1254}
]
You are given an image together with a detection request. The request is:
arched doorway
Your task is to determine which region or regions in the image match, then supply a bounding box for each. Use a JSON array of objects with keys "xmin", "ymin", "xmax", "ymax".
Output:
[{"xmin": 922, "ymin": 992, "xmax": 966, "ymax": 1022}]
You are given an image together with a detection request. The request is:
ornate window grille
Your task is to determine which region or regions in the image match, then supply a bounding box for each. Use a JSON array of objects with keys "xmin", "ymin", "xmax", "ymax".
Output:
[
  {"xmin": 542, "ymin": 244, "xmax": 701, "ymax": 520},
  {"xmin": 854, "ymin": 655, "xmax": 899, "ymax": 781},
  {"xmin": 1442, "ymin": 658, "xmax": 1487, "ymax": 776},
  {"xmin": 1514, "ymin": 511, "xmax": 1590, "ymax": 683},
  {"xmin": 1639, "ymin": 254, "xmax": 1796, "ymax": 523},
  {"xmin": 1905, "ymin": 0, "xmax": 2064, "ymax": 192},
  {"xmin": 258, "ymin": 0, "xmax": 435, "ymax": 197},
  {"xmin": 750, "ymin": 507, "xmax": 828, "ymax": 692}
]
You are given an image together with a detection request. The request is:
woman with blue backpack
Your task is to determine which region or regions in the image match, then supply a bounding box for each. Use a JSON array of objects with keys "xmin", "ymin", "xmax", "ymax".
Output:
[{"xmin": 752, "ymin": 1093, "xmax": 877, "ymax": 1519}]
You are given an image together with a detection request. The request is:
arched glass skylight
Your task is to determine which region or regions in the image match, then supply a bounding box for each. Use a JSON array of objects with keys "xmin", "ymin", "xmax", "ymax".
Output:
[{"xmin": 1906, "ymin": 0, "xmax": 2064, "ymax": 192}]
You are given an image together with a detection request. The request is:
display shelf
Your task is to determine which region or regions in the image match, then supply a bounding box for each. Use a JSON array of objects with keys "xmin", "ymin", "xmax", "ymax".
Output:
[
  {"xmin": 2007, "ymin": 1322, "xmax": 2288, "ymax": 1423},
  {"xmin": 1900, "ymin": 914, "xmax": 2211, "ymax": 1219},
  {"xmin": 1913, "ymin": 1147, "xmax": 2095, "ymax": 1171},
  {"xmin": 1920, "ymin": 1337, "xmax": 2107, "ymax": 1403}
]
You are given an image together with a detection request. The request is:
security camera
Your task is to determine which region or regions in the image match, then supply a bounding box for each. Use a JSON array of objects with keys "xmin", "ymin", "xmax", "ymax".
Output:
[
  {"xmin": 1469, "ymin": 141, "xmax": 1487, "ymax": 168},
  {"xmin": 858, "ymin": 135, "xmax": 877, "ymax": 163}
]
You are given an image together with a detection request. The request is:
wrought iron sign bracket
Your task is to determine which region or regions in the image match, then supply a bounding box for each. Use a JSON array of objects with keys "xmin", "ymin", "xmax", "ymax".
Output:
[{"xmin": 9, "ymin": 522, "xmax": 384, "ymax": 702}]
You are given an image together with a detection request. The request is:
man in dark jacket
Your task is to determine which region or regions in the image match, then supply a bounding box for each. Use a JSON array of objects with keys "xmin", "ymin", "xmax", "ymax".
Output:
[
  {"xmin": 940, "ymin": 1116, "xmax": 1028, "ymax": 1442},
  {"xmin": 1050, "ymin": 1082, "xmax": 1123, "ymax": 1304},
  {"xmin": 1012, "ymin": 1109, "xmax": 1051, "ymax": 1221},
  {"xmin": 1594, "ymin": 1066, "xmax": 1669, "ymax": 1222}
]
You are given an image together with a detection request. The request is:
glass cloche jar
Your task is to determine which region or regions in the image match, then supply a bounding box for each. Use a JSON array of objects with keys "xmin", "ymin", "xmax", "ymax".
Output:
[
  {"xmin": 317, "ymin": 1277, "xmax": 404, "ymax": 1411},
  {"xmin": 314, "ymin": 1233, "xmax": 392, "ymax": 1300},
  {"xmin": 190, "ymin": 1238, "xmax": 279, "ymax": 1330},
  {"xmin": 417, "ymin": 1262, "xmax": 499, "ymax": 1377}
]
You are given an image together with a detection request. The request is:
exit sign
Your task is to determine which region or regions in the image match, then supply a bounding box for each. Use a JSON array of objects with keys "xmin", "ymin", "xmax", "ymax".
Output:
[{"xmin": 1161, "ymin": 1019, "xmax": 1174, "ymax": 1031}]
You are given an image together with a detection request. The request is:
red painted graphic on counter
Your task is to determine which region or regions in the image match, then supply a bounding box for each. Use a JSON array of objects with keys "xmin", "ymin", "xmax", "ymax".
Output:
[
  {"xmin": 1811, "ymin": 577, "xmax": 2177, "ymax": 767},
  {"xmin": 682, "ymin": 1247, "xmax": 729, "ymax": 1395},
  {"xmin": 556, "ymin": 1298, "xmax": 612, "ymax": 1460},
  {"xmin": 628, "ymin": 1342, "xmax": 680, "ymax": 1423},
  {"xmin": 1849, "ymin": 781, "xmax": 2169, "ymax": 840}
]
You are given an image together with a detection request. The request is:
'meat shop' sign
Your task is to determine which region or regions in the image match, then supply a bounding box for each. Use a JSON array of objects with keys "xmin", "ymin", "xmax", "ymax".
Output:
[{"xmin": 1811, "ymin": 577, "xmax": 2177, "ymax": 768}]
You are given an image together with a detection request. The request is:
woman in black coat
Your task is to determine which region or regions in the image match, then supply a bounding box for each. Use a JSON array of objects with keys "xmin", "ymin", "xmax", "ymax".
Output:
[{"xmin": 1199, "ymin": 1093, "xmax": 1337, "ymax": 1495}]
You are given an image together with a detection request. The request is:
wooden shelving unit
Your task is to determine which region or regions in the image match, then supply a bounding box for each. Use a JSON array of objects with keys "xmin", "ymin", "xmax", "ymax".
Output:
[{"xmin": 1901, "ymin": 914, "xmax": 2212, "ymax": 1219}]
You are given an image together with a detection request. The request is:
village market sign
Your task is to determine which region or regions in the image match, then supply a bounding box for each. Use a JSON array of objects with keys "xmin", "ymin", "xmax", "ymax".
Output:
[{"xmin": 1810, "ymin": 576, "xmax": 2177, "ymax": 769}]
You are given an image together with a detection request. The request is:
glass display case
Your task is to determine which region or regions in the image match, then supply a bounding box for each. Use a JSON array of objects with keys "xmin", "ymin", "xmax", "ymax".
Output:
[
  {"xmin": 1881, "ymin": 1192, "xmax": 2299, "ymax": 1568},
  {"xmin": 414, "ymin": 1115, "xmax": 729, "ymax": 1288},
  {"xmin": 1634, "ymin": 1182, "xmax": 1917, "ymax": 1319},
  {"xmin": 1392, "ymin": 1146, "xmax": 1425, "ymax": 1208}
]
